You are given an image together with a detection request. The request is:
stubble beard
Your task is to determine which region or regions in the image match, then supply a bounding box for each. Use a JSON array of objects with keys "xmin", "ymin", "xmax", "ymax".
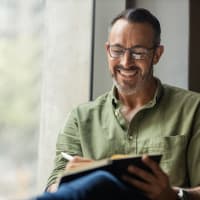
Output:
[{"xmin": 112, "ymin": 66, "xmax": 154, "ymax": 96}]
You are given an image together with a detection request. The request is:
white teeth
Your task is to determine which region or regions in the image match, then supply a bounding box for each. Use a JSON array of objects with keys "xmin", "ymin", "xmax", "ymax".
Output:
[{"xmin": 119, "ymin": 70, "xmax": 137, "ymax": 77}]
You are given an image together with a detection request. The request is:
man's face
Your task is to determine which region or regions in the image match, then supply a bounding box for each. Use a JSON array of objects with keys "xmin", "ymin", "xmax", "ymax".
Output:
[{"xmin": 105, "ymin": 19, "xmax": 163, "ymax": 95}]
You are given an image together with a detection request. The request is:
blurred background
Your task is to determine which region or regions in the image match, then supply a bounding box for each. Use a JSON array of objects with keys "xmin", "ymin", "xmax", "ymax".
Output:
[{"xmin": 0, "ymin": 0, "xmax": 43, "ymax": 199}]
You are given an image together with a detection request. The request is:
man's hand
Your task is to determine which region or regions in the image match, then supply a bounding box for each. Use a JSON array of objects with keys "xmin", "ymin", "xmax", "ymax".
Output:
[
  {"xmin": 122, "ymin": 155, "xmax": 177, "ymax": 200},
  {"xmin": 47, "ymin": 183, "xmax": 59, "ymax": 193},
  {"xmin": 47, "ymin": 156, "xmax": 93, "ymax": 192},
  {"xmin": 65, "ymin": 156, "xmax": 94, "ymax": 171}
]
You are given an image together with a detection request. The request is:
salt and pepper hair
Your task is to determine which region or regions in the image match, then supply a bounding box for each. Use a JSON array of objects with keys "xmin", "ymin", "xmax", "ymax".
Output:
[{"xmin": 110, "ymin": 8, "xmax": 161, "ymax": 45}]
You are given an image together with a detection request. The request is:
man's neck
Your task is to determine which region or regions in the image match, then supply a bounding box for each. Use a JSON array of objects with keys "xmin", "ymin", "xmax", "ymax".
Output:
[
  {"xmin": 118, "ymin": 78, "xmax": 157, "ymax": 110},
  {"xmin": 117, "ymin": 78, "xmax": 157, "ymax": 122}
]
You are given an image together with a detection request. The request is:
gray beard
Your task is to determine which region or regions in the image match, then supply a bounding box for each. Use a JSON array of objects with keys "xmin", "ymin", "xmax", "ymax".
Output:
[
  {"xmin": 111, "ymin": 66, "xmax": 154, "ymax": 96},
  {"xmin": 112, "ymin": 78, "xmax": 138, "ymax": 95}
]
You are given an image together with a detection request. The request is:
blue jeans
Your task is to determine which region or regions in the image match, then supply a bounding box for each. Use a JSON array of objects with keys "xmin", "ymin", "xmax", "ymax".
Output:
[{"xmin": 35, "ymin": 170, "xmax": 148, "ymax": 200}]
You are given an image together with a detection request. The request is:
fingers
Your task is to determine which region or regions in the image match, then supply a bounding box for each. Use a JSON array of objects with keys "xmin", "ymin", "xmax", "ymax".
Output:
[
  {"xmin": 65, "ymin": 156, "xmax": 93, "ymax": 171},
  {"xmin": 127, "ymin": 165, "xmax": 156, "ymax": 184},
  {"xmin": 121, "ymin": 155, "xmax": 173, "ymax": 200},
  {"xmin": 122, "ymin": 173, "xmax": 150, "ymax": 191},
  {"xmin": 141, "ymin": 155, "xmax": 164, "ymax": 177},
  {"xmin": 125, "ymin": 155, "xmax": 168, "ymax": 184},
  {"xmin": 72, "ymin": 156, "xmax": 93, "ymax": 162}
]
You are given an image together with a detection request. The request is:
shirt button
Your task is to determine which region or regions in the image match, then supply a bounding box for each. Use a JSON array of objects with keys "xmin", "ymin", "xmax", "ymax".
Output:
[
  {"xmin": 115, "ymin": 110, "xmax": 119, "ymax": 117},
  {"xmin": 128, "ymin": 135, "xmax": 133, "ymax": 140}
]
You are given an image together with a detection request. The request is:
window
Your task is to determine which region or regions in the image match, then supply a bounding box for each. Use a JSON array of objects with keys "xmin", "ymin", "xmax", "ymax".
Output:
[{"xmin": 0, "ymin": 0, "xmax": 44, "ymax": 198}]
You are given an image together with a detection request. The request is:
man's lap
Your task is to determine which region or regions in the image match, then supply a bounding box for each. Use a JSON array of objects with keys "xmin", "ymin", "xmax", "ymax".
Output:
[{"xmin": 35, "ymin": 170, "xmax": 148, "ymax": 200}]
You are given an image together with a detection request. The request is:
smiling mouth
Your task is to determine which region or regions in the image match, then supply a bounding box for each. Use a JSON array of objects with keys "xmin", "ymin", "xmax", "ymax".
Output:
[{"xmin": 117, "ymin": 68, "xmax": 138, "ymax": 78}]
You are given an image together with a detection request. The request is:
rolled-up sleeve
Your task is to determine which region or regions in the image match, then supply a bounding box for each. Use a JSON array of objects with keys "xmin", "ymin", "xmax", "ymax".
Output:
[{"xmin": 46, "ymin": 109, "xmax": 82, "ymax": 187}]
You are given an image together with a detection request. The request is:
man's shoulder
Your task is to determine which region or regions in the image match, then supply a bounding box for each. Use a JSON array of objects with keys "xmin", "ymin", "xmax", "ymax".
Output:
[
  {"xmin": 163, "ymin": 84, "xmax": 200, "ymax": 102},
  {"xmin": 74, "ymin": 91, "xmax": 112, "ymax": 114}
]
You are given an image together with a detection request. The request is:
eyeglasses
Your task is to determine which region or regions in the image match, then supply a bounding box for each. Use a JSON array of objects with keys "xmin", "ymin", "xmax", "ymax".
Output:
[{"xmin": 108, "ymin": 44, "xmax": 156, "ymax": 60}]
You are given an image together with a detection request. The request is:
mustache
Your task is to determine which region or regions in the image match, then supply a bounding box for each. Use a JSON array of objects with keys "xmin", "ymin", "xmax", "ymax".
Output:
[{"xmin": 114, "ymin": 65, "xmax": 139, "ymax": 71}]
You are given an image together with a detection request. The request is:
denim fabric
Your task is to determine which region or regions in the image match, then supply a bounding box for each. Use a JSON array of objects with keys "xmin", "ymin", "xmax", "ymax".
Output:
[{"xmin": 35, "ymin": 170, "xmax": 148, "ymax": 200}]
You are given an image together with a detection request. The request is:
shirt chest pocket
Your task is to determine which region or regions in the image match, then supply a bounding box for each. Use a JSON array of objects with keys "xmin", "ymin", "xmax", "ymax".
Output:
[{"xmin": 137, "ymin": 135, "xmax": 188, "ymax": 186}]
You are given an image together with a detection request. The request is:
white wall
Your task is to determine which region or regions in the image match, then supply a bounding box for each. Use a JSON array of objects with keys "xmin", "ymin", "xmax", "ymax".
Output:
[
  {"xmin": 37, "ymin": 0, "xmax": 92, "ymax": 191},
  {"xmin": 93, "ymin": 0, "xmax": 125, "ymax": 98},
  {"xmin": 135, "ymin": 0, "xmax": 189, "ymax": 89}
]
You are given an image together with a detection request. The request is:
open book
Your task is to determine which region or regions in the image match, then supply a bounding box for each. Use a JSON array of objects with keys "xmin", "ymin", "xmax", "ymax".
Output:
[{"xmin": 59, "ymin": 154, "xmax": 162, "ymax": 185}]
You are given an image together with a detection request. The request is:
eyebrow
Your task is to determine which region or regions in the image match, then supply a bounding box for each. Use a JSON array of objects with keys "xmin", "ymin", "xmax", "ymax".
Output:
[{"xmin": 110, "ymin": 43, "xmax": 150, "ymax": 49}]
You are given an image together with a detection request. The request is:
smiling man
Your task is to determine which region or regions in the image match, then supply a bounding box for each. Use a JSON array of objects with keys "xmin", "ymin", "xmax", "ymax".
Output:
[
  {"xmin": 106, "ymin": 17, "xmax": 161, "ymax": 96},
  {"xmin": 39, "ymin": 8, "xmax": 200, "ymax": 200},
  {"xmin": 105, "ymin": 15, "xmax": 163, "ymax": 122}
]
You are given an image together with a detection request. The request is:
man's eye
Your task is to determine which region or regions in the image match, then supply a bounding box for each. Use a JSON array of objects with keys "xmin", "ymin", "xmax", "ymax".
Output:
[
  {"xmin": 113, "ymin": 49, "xmax": 123, "ymax": 54},
  {"xmin": 132, "ymin": 48, "xmax": 147, "ymax": 54},
  {"xmin": 132, "ymin": 53, "xmax": 142, "ymax": 59},
  {"xmin": 131, "ymin": 50, "xmax": 143, "ymax": 55}
]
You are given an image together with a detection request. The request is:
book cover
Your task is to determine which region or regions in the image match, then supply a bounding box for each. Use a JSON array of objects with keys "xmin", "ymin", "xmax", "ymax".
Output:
[{"xmin": 59, "ymin": 154, "xmax": 162, "ymax": 186}]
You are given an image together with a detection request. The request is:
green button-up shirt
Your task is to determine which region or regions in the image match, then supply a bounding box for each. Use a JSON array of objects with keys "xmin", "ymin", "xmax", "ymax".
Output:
[{"xmin": 47, "ymin": 81, "xmax": 200, "ymax": 188}]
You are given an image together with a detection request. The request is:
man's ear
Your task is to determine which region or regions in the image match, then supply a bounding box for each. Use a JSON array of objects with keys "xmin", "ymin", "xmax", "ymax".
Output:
[
  {"xmin": 105, "ymin": 42, "xmax": 110, "ymax": 58},
  {"xmin": 153, "ymin": 45, "xmax": 164, "ymax": 64},
  {"xmin": 105, "ymin": 42, "xmax": 109, "ymax": 53}
]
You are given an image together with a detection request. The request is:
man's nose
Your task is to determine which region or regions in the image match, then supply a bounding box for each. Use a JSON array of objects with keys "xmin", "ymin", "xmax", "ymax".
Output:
[{"xmin": 120, "ymin": 50, "xmax": 134, "ymax": 68}]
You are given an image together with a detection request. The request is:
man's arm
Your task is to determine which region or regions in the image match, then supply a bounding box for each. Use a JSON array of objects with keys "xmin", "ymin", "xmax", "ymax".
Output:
[
  {"xmin": 47, "ymin": 156, "xmax": 93, "ymax": 192},
  {"xmin": 46, "ymin": 109, "xmax": 83, "ymax": 190}
]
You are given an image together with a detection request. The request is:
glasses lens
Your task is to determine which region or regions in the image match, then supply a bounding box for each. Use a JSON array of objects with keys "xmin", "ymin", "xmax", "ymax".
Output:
[
  {"xmin": 132, "ymin": 47, "xmax": 148, "ymax": 54},
  {"xmin": 109, "ymin": 45, "xmax": 155, "ymax": 59},
  {"xmin": 109, "ymin": 46, "xmax": 124, "ymax": 58},
  {"xmin": 131, "ymin": 47, "xmax": 152, "ymax": 60}
]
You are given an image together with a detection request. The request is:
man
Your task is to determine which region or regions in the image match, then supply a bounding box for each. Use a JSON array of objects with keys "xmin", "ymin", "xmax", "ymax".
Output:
[{"xmin": 41, "ymin": 8, "xmax": 200, "ymax": 199}]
